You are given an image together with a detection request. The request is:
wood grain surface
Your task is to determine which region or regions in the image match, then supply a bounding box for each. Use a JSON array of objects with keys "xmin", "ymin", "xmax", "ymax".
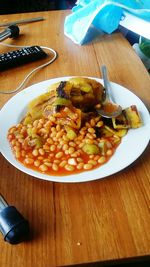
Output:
[{"xmin": 0, "ymin": 11, "xmax": 150, "ymax": 267}]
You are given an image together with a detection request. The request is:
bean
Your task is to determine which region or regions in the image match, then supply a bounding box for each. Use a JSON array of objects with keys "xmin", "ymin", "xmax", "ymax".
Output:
[
  {"xmin": 24, "ymin": 158, "xmax": 34, "ymax": 164},
  {"xmin": 44, "ymin": 134, "xmax": 49, "ymax": 140},
  {"xmin": 32, "ymin": 149, "xmax": 39, "ymax": 156},
  {"xmin": 96, "ymin": 121, "xmax": 103, "ymax": 127},
  {"xmin": 53, "ymin": 137, "xmax": 58, "ymax": 142},
  {"xmin": 71, "ymin": 152, "xmax": 79, "ymax": 157},
  {"xmin": 95, "ymin": 103, "xmax": 101, "ymax": 109},
  {"xmin": 65, "ymin": 164, "xmax": 75, "ymax": 171},
  {"xmin": 43, "ymin": 158, "xmax": 50, "ymax": 162},
  {"xmin": 98, "ymin": 156, "xmax": 106, "ymax": 164},
  {"xmin": 90, "ymin": 118, "xmax": 96, "ymax": 127},
  {"xmin": 79, "ymin": 130, "xmax": 86, "ymax": 136},
  {"xmin": 44, "ymin": 162, "xmax": 52, "ymax": 167},
  {"xmin": 77, "ymin": 162, "xmax": 84, "ymax": 170},
  {"xmin": 55, "ymin": 151, "xmax": 63, "ymax": 159},
  {"xmin": 75, "ymin": 140, "xmax": 81, "ymax": 145},
  {"xmin": 59, "ymin": 160, "xmax": 67, "ymax": 167},
  {"xmin": 34, "ymin": 160, "xmax": 41, "ymax": 167},
  {"xmin": 44, "ymin": 121, "xmax": 51, "ymax": 129},
  {"xmin": 50, "ymin": 132, "xmax": 57, "ymax": 138},
  {"xmin": 77, "ymin": 157, "xmax": 83, "ymax": 163},
  {"xmin": 85, "ymin": 122, "xmax": 91, "ymax": 128},
  {"xmin": 86, "ymin": 133, "xmax": 94, "ymax": 139},
  {"xmin": 63, "ymin": 135, "xmax": 69, "ymax": 142},
  {"xmin": 80, "ymin": 126, "xmax": 86, "ymax": 132},
  {"xmin": 33, "ymin": 120, "xmax": 39, "ymax": 127},
  {"xmin": 56, "ymin": 124, "xmax": 61, "ymax": 131},
  {"xmin": 68, "ymin": 147, "xmax": 75, "ymax": 154},
  {"xmin": 60, "ymin": 140, "xmax": 67, "ymax": 146},
  {"xmin": 38, "ymin": 156, "xmax": 44, "ymax": 160},
  {"xmin": 50, "ymin": 127, "xmax": 55, "ymax": 132},
  {"xmin": 69, "ymin": 141, "xmax": 76, "ymax": 147},
  {"xmin": 83, "ymin": 163, "xmax": 93, "ymax": 170},
  {"xmin": 85, "ymin": 139, "xmax": 94, "ymax": 144},
  {"xmin": 56, "ymin": 131, "xmax": 63, "ymax": 139},
  {"xmin": 106, "ymin": 149, "xmax": 113, "ymax": 156},
  {"xmin": 49, "ymin": 153, "xmax": 54, "ymax": 158},
  {"xmin": 77, "ymin": 149, "xmax": 82, "ymax": 154},
  {"xmin": 50, "ymin": 145, "xmax": 56, "ymax": 152},
  {"xmin": 39, "ymin": 128, "xmax": 48, "ymax": 134},
  {"xmin": 54, "ymin": 159, "xmax": 60, "ymax": 164},
  {"xmin": 78, "ymin": 143, "xmax": 84, "ymax": 148},
  {"xmin": 47, "ymin": 138, "xmax": 53, "ymax": 144},
  {"xmin": 77, "ymin": 135, "xmax": 84, "ymax": 141},
  {"xmin": 39, "ymin": 164, "xmax": 48, "ymax": 172},
  {"xmin": 94, "ymin": 155, "xmax": 100, "ymax": 161},
  {"xmin": 57, "ymin": 144, "xmax": 62, "ymax": 149},
  {"xmin": 39, "ymin": 148, "xmax": 45, "ymax": 155},
  {"xmin": 52, "ymin": 163, "xmax": 59, "ymax": 171},
  {"xmin": 88, "ymin": 160, "xmax": 97, "ymax": 166},
  {"xmin": 88, "ymin": 128, "xmax": 95, "ymax": 134},
  {"xmin": 43, "ymin": 144, "xmax": 50, "ymax": 151}
]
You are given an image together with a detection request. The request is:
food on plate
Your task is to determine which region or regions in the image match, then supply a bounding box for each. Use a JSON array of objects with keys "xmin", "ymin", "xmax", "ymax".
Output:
[
  {"xmin": 7, "ymin": 77, "xmax": 143, "ymax": 176},
  {"xmin": 112, "ymin": 105, "xmax": 142, "ymax": 129}
]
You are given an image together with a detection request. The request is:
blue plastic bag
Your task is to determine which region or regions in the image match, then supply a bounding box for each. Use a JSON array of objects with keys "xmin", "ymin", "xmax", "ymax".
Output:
[{"xmin": 64, "ymin": 0, "xmax": 150, "ymax": 45}]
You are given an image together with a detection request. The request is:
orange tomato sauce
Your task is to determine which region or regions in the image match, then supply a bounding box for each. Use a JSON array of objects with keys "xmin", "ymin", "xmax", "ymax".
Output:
[{"xmin": 7, "ymin": 118, "xmax": 121, "ymax": 177}]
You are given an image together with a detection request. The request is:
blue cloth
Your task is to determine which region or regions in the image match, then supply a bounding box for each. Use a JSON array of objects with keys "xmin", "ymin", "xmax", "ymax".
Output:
[{"xmin": 64, "ymin": 0, "xmax": 150, "ymax": 45}]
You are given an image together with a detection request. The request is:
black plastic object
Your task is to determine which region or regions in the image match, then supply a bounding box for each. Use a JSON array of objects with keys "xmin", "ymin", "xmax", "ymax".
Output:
[
  {"xmin": 8, "ymin": 25, "xmax": 20, "ymax": 38},
  {"xmin": 0, "ymin": 200, "xmax": 30, "ymax": 244},
  {"xmin": 0, "ymin": 25, "xmax": 19, "ymax": 41},
  {"xmin": 0, "ymin": 45, "xmax": 48, "ymax": 71}
]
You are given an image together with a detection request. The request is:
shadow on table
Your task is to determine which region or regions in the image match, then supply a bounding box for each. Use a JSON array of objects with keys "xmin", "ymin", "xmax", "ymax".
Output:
[{"xmin": 63, "ymin": 256, "xmax": 150, "ymax": 267}]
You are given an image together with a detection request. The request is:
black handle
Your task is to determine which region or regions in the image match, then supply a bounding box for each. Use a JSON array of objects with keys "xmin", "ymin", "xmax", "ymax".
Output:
[{"xmin": 0, "ymin": 206, "xmax": 30, "ymax": 244}]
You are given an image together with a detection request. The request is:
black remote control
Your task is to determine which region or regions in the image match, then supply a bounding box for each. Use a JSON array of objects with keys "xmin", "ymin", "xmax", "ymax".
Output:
[{"xmin": 0, "ymin": 46, "xmax": 48, "ymax": 71}]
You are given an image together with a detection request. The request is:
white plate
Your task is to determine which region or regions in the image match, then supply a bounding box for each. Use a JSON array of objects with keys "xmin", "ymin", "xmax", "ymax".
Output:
[{"xmin": 0, "ymin": 77, "xmax": 150, "ymax": 183}]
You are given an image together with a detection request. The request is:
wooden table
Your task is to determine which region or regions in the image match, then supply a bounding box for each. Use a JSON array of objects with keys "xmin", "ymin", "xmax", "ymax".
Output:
[{"xmin": 0, "ymin": 10, "xmax": 150, "ymax": 267}]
